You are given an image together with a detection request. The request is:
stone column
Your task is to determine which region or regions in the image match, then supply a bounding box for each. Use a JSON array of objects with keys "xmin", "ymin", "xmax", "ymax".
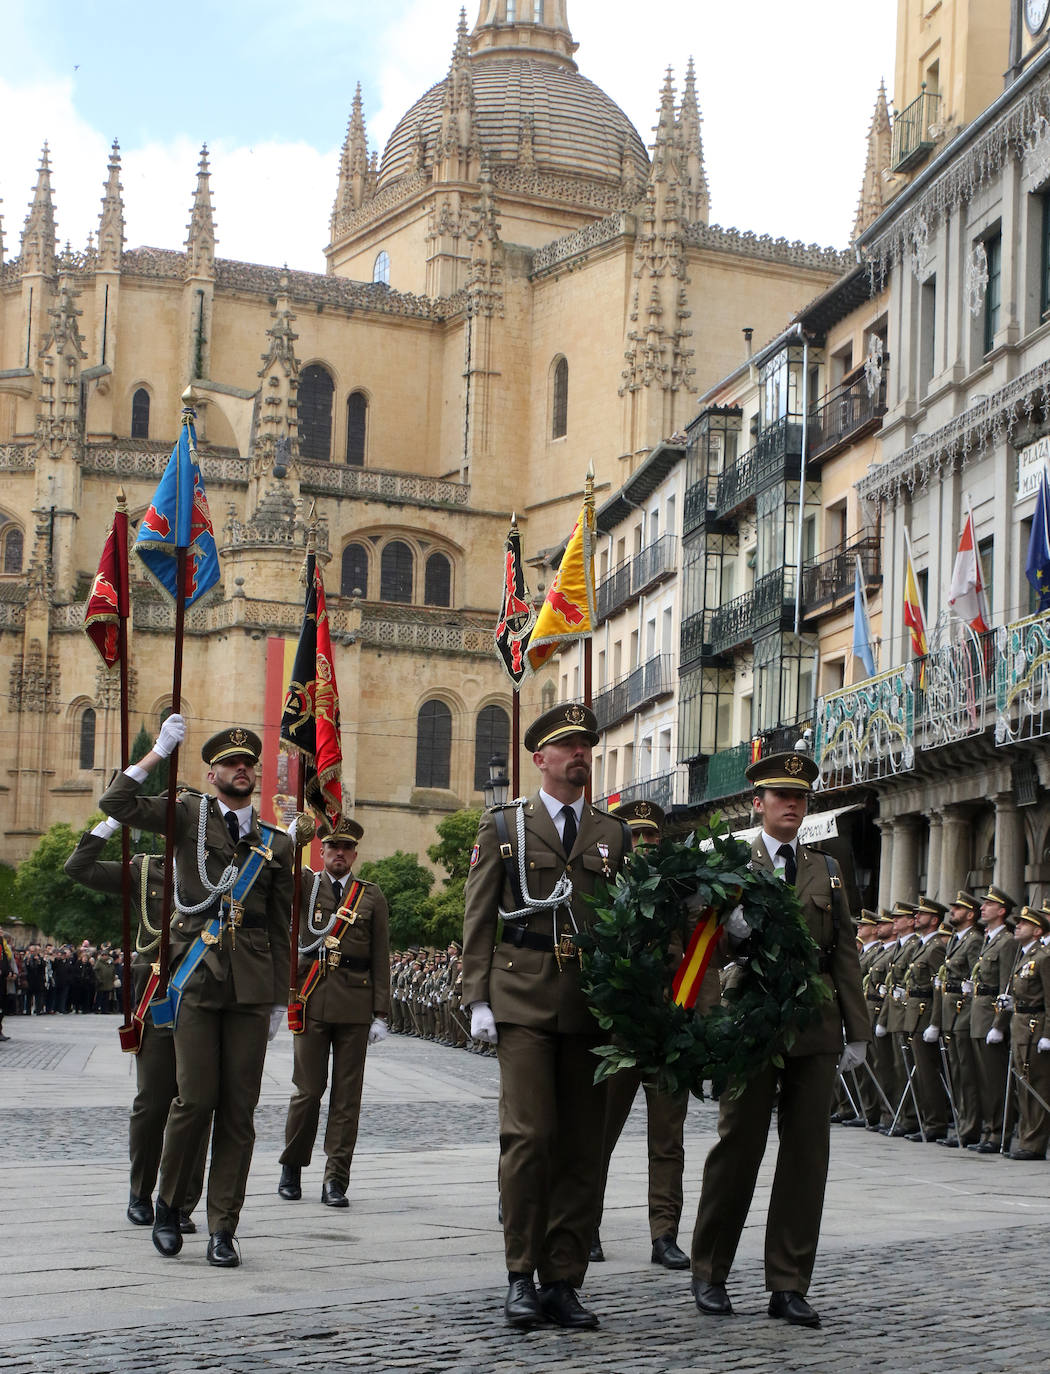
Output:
[
  {"xmin": 876, "ymin": 817, "xmax": 895, "ymax": 912},
  {"xmin": 890, "ymin": 814, "xmax": 920, "ymax": 905},
  {"xmin": 926, "ymin": 809, "xmax": 944, "ymax": 901},
  {"xmin": 994, "ymin": 792, "xmax": 1026, "ymax": 905},
  {"xmin": 940, "ymin": 804, "xmax": 973, "ymax": 899}
]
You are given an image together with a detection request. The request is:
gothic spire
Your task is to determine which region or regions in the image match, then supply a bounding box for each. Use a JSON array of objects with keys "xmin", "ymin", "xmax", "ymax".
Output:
[
  {"xmin": 185, "ymin": 144, "xmax": 216, "ymax": 276},
  {"xmin": 333, "ymin": 83, "xmax": 377, "ymax": 230},
  {"xmin": 649, "ymin": 69, "xmax": 677, "ymax": 181},
  {"xmin": 676, "ymin": 58, "xmax": 709, "ymax": 224},
  {"xmin": 21, "ymin": 143, "xmax": 56, "ymax": 277},
  {"xmin": 97, "ymin": 140, "xmax": 125, "ymax": 272},
  {"xmin": 436, "ymin": 11, "xmax": 480, "ymax": 182},
  {"xmin": 852, "ymin": 81, "xmax": 892, "ymax": 240}
]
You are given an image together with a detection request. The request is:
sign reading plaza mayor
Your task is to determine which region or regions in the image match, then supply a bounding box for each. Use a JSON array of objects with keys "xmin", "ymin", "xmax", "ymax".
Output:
[{"xmin": 1016, "ymin": 436, "xmax": 1050, "ymax": 501}]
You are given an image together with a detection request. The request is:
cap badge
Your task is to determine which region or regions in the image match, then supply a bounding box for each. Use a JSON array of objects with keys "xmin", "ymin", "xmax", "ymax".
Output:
[
  {"xmin": 785, "ymin": 755, "xmax": 803, "ymax": 776},
  {"xmin": 229, "ymin": 728, "xmax": 248, "ymax": 748},
  {"xmin": 566, "ymin": 704, "xmax": 585, "ymax": 726}
]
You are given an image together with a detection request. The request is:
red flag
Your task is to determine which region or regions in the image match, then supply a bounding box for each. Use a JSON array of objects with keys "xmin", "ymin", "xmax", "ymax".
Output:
[
  {"xmin": 84, "ymin": 504, "xmax": 129, "ymax": 667},
  {"xmin": 494, "ymin": 523, "xmax": 534, "ymax": 687},
  {"xmin": 948, "ymin": 507, "xmax": 989, "ymax": 633},
  {"xmin": 280, "ymin": 557, "xmax": 343, "ymax": 825}
]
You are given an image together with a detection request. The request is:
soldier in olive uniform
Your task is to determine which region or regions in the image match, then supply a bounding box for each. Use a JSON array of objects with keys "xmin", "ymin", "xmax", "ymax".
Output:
[
  {"xmin": 65, "ymin": 818, "xmax": 207, "ymax": 1231},
  {"xmin": 690, "ymin": 752, "xmax": 870, "ymax": 1330},
  {"xmin": 278, "ymin": 815, "xmax": 390, "ymax": 1206},
  {"xmin": 926, "ymin": 891, "xmax": 983, "ymax": 1148},
  {"xmin": 100, "ymin": 716, "xmax": 293, "ymax": 1268},
  {"xmin": 840, "ymin": 910, "xmax": 884, "ymax": 1128},
  {"xmin": 874, "ymin": 902, "xmax": 920, "ymax": 1135},
  {"xmin": 900, "ymin": 896, "xmax": 950, "ymax": 1141},
  {"xmin": 1005, "ymin": 906, "xmax": 1050, "ymax": 1160},
  {"xmin": 967, "ymin": 884, "xmax": 1016, "ymax": 1153},
  {"xmin": 864, "ymin": 910, "xmax": 898, "ymax": 1131},
  {"xmin": 462, "ymin": 703, "xmax": 631, "ymax": 1332}
]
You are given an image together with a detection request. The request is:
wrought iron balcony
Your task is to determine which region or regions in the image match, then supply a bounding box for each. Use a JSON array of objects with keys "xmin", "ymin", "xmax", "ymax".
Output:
[
  {"xmin": 601, "ymin": 769, "xmax": 676, "ymax": 812},
  {"xmin": 680, "ymin": 608, "xmax": 717, "ymax": 671},
  {"xmin": 684, "ymin": 478, "xmax": 720, "ymax": 536},
  {"xmin": 713, "ymin": 414, "xmax": 803, "ymax": 520},
  {"xmin": 801, "ymin": 533, "xmax": 880, "ymax": 615},
  {"xmin": 709, "ymin": 587, "xmax": 754, "ymax": 656},
  {"xmin": 752, "ymin": 566, "xmax": 795, "ymax": 633},
  {"xmin": 712, "ymin": 448, "xmax": 755, "ymax": 520},
  {"xmin": 596, "ymin": 534, "xmax": 678, "ymax": 622},
  {"xmin": 892, "ymin": 87, "xmax": 941, "ymax": 172},
  {"xmin": 807, "ymin": 371, "xmax": 887, "ymax": 464},
  {"xmin": 593, "ymin": 653, "xmax": 675, "ymax": 731},
  {"xmin": 686, "ymin": 755, "xmax": 708, "ymax": 805}
]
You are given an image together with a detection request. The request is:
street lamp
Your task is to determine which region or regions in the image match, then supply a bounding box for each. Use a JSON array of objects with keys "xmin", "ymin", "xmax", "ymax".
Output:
[{"xmin": 484, "ymin": 753, "xmax": 510, "ymax": 809}]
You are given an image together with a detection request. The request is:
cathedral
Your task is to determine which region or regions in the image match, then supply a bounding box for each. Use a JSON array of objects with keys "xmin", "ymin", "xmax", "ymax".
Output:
[{"xmin": 0, "ymin": 0, "xmax": 848, "ymax": 866}]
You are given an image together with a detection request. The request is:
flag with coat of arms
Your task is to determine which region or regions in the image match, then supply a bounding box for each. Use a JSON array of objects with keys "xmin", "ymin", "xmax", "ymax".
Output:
[
  {"xmin": 526, "ymin": 472, "xmax": 596, "ymax": 674},
  {"xmin": 134, "ymin": 411, "xmax": 220, "ymax": 606}
]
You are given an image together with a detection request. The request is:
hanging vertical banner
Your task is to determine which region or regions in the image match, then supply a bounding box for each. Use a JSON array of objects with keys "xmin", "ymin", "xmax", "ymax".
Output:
[
  {"xmin": 494, "ymin": 520, "xmax": 535, "ymax": 688},
  {"xmin": 280, "ymin": 558, "xmax": 344, "ymax": 826},
  {"xmin": 84, "ymin": 498, "xmax": 129, "ymax": 667},
  {"xmin": 526, "ymin": 473, "xmax": 596, "ymax": 674}
]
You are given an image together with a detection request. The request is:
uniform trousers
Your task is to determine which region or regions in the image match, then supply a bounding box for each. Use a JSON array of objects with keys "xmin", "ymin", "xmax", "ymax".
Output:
[
  {"xmin": 1013, "ymin": 1034, "xmax": 1050, "ymax": 1155},
  {"xmin": 971, "ymin": 1034, "xmax": 1011, "ymax": 1142},
  {"xmin": 130, "ymin": 1019, "xmax": 206, "ymax": 1211},
  {"xmin": 871, "ymin": 1023, "xmax": 897, "ymax": 1127},
  {"xmin": 691, "ymin": 1052, "xmax": 838, "ymax": 1296},
  {"xmin": 944, "ymin": 1025, "xmax": 980, "ymax": 1142},
  {"xmin": 910, "ymin": 1033, "xmax": 949, "ymax": 1135},
  {"xmin": 159, "ymin": 995, "xmax": 269, "ymax": 1235},
  {"xmin": 890, "ymin": 1033, "xmax": 919, "ymax": 1131},
  {"xmin": 496, "ymin": 1023, "xmax": 607, "ymax": 1288},
  {"xmin": 281, "ymin": 1020, "xmax": 370, "ymax": 1187},
  {"xmin": 597, "ymin": 1069, "xmax": 688, "ymax": 1242}
]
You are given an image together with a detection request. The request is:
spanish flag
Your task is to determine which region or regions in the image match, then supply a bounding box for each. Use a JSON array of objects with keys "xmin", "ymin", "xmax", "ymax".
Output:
[
  {"xmin": 672, "ymin": 908, "xmax": 721, "ymax": 1009},
  {"xmin": 526, "ymin": 473, "xmax": 596, "ymax": 674},
  {"xmin": 903, "ymin": 527, "xmax": 928, "ymax": 664}
]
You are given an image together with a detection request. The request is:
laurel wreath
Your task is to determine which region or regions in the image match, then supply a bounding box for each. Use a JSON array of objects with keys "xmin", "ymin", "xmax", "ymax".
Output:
[{"xmin": 577, "ymin": 816, "xmax": 832, "ymax": 1099}]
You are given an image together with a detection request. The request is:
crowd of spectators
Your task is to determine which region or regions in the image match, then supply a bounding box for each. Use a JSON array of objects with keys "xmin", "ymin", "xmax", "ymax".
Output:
[{"xmin": 0, "ymin": 936, "xmax": 125, "ymax": 1036}]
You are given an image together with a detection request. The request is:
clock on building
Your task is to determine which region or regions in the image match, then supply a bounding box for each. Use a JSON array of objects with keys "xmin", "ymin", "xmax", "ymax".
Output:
[{"xmin": 1026, "ymin": 0, "xmax": 1050, "ymax": 36}]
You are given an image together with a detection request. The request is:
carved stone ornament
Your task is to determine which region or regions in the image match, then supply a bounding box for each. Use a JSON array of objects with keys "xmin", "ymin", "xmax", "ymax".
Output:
[
  {"xmin": 965, "ymin": 239, "xmax": 988, "ymax": 318},
  {"xmin": 864, "ymin": 333, "xmax": 884, "ymax": 400}
]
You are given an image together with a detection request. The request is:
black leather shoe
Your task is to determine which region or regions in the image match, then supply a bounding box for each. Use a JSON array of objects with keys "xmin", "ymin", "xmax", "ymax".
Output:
[
  {"xmin": 692, "ymin": 1278, "xmax": 733, "ymax": 1316},
  {"xmin": 936, "ymin": 1137, "xmax": 959, "ymax": 1147},
  {"xmin": 973, "ymin": 1141, "xmax": 1000, "ymax": 1154},
  {"xmin": 151, "ymin": 1199, "xmax": 182, "ymax": 1257},
  {"xmin": 589, "ymin": 1230, "xmax": 605, "ymax": 1263},
  {"xmin": 206, "ymin": 1231, "xmax": 240, "ymax": 1267},
  {"xmin": 321, "ymin": 1179, "xmax": 349, "ymax": 1208},
  {"xmin": 1009, "ymin": 1148, "xmax": 1046, "ymax": 1160},
  {"xmin": 537, "ymin": 1280, "xmax": 599, "ymax": 1330},
  {"xmin": 768, "ymin": 1290, "xmax": 820, "ymax": 1328},
  {"xmin": 651, "ymin": 1234, "xmax": 690, "ymax": 1270},
  {"xmin": 278, "ymin": 1164, "xmax": 302, "ymax": 1200},
  {"xmin": 904, "ymin": 1130, "xmax": 946, "ymax": 1142},
  {"xmin": 127, "ymin": 1192, "xmax": 154, "ymax": 1226},
  {"xmin": 505, "ymin": 1274, "xmax": 544, "ymax": 1330},
  {"xmin": 886, "ymin": 1126, "xmax": 913, "ymax": 1138},
  {"xmin": 178, "ymin": 1211, "xmax": 196, "ymax": 1234},
  {"xmin": 841, "ymin": 1116, "xmax": 868, "ymax": 1128}
]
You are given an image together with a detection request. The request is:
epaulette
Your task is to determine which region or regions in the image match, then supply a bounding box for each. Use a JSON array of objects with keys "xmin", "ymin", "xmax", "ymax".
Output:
[{"xmin": 491, "ymin": 797, "xmax": 526, "ymax": 810}]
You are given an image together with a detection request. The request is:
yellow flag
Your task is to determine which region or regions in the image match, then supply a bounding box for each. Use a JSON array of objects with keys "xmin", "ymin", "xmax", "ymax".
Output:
[{"xmin": 526, "ymin": 488, "xmax": 595, "ymax": 674}]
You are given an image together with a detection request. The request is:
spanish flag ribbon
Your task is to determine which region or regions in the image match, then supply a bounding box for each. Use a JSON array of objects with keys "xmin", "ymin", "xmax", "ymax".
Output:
[{"xmin": 671, "ymin": 908, "xmax": 721, "ymax": 1009}]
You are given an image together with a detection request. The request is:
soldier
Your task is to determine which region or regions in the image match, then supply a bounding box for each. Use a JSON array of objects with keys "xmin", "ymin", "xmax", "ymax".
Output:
[
  {"xmin": 64, "ymin": 816, "xmax": 207, "ymax": 1231},
  {"xmin": 900, "ymin": 896, "xmax": 950, "ymax": 1141},
  {"xmin": 278, "ymin": 815, "xmax": 390, "ymax": 1207},
  {"xmin": 840, "ymin": 910, "xmax": 883, "ymax": 1128},
  {"xmin": 690, "ymin": 752, "xmax": 869, "ymax": 1330},
  {"xmin": 864, "ymin": 910, "xmax": 898, "ymax": 1132},
  {"xmin": 926, "ymin": 891, "xmax": 983, "ymax": 1148},
  {"xmin": 967, "ymin": 884, "xmax": 1016, "ymax": 1153},
  {"xmin": 874, "ymin": 902, "xmax": 920, "ymax": 1136},
  {"xmin": 592, "ymin": 800, "xmax": 715, "ymax": 1272},
  {"xmin": 100, "ymin": 715, "xmax": 293, "ymax": 1268},
  {"xmin": 461, "ymin": 702, "xmax": 631, "ymax": 1331},
  {"xmin": 1004, "ymin": 906, "xmax": 1050, "ymax": 1161}
]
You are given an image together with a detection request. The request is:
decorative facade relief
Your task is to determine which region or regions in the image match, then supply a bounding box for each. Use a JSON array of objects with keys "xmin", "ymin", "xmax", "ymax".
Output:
[{"xmin": 8, "ymin": 640, "xmax": 60, "ymax": 714}]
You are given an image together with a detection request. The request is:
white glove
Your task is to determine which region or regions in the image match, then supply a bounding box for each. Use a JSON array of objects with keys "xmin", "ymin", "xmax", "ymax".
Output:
[
  {"xmin": 153, "ymin": 713, "xmax": 186, "ymax": 758},
  {"xmin": 838, "ymin": 1041, "xmax": 867, "ymax": 1074},
  {"xmin": 91, "ymin": 816, "xmax": 121, "ymax": 840},
  {"xmin": 368, "ymin": 1017, "xmax": 388, "ymax": 1045},
  {"xmin": 986, "ymin": 1027, "xmax": 1004, "ymax": 1045},
  {"xmin": 922, "ymin": 1025, "xmax": 940, "ymax": 1044},
  {"xmin": 267, "ymin": 1004, "xmax": 285, "ymax": 1041},
  {"xmin": 874, "ymin": 1023, "xmax": 888, "ymax": 1038},
  {"xmin": 683, "ymin": 890, "xmax": 707, "ymax": 916},
  {"xmin": 996, "ymin": 994, "xmax": 1015, "ymax": 1012},
  {"xmin": 1038, "ymin": 1037, "xmax": 1050, "ymax": 1054},
  {"xmin": 724, "ymin": 904, "xmax": 751, "ymax": 940},
  {"xmin": 470, "ymin": 1002, "xmax": 499, "ymax": 1044}
]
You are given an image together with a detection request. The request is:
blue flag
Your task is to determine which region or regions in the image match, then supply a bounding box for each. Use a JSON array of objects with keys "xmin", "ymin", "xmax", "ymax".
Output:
[
  {"xmin": 852, "ymin": 556, "xmax": 876, "ymax": 678},
  {"xmin": 1026, "ymin": 466, "xmax": 1050, "ymax": 613},
  {"xmin": 134, "ymin": 419, "xmax": 220, "ymax": 606}
]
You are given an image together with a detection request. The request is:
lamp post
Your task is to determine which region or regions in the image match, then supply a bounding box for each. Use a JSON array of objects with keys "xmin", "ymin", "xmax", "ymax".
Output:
[{"xmin": 484, "ymin": 753, "xmax": 510, "ymax": 808}]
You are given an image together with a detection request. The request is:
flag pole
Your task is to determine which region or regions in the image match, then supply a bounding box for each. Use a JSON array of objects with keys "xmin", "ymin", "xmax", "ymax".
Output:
[
  {"xmin": 511, "ymin": 690, "xmax": 520, "ymax": 799},
  {"xmin": 288, "ymin": 513, "xmax": 317, "ymax": 1019},
  {"xmin": 583, "ymin": 464, "xmax": 594, "ymax": 803},
  {"xmin": 115, "ymin": 487, "xmax": 133, "ymax": 1031},
  {"xmin": 156, "ymin": 392, "xmax": 195, "ymax": 997}
]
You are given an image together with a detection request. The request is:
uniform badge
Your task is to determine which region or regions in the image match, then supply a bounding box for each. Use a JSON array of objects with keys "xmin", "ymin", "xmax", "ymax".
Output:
[
  {"xmin": 597, "ymin": 840, "xmax": 610, "ymax": 876},
  {"xmin": 470, "ymin": 843, "xmax": 480, "ymax": 868}
]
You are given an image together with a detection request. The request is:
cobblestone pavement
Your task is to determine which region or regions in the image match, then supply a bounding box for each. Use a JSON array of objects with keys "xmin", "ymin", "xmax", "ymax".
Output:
[{"xmin": 3, "ymin": 1016, "xmax": 1049, "ymax": 1373}]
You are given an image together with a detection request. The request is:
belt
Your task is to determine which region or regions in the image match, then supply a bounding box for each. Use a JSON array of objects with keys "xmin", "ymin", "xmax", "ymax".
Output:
[
  {"xmin": 975, "ymin": 984, "xmax": 998, "ymax": 996},
  {"xmin": 1015, "ymin": 1003, "xmax": 1043, "ymax": 1014},
  {"xmin": 330, "ymin": 955, "xmax": 371, "ymax": 973},
  {"xmin": 908, "ymin": 988, "xmax": 933, "ymax": 998},
  {"xmin": 944, "ymin": 981, "xmax": 963, "ymax": 992},
  {"xmin": 502, "ymin": 927, "xmax": 563, "ymax": 953},
  {"xmin": 866, "ymin": 993, "xmax": 883, "ymax": 1003}
]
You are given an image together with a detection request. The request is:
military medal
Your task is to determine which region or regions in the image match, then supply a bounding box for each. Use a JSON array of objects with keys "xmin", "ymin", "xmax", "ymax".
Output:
[{"xmin": 597, "ymin": 841, "xmax": 610, "ymax": 877}]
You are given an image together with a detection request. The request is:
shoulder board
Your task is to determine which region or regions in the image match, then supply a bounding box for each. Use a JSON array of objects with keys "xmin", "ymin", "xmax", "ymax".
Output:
[
  {"xmin": 176, "ymin": 786, "xmax": 205, "ymax": 800},
  {"xmin": 492, "ymin": 798, "xmax": 526, "ymax": 810}
]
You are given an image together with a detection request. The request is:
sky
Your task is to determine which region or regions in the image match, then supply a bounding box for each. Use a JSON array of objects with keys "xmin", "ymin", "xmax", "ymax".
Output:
[{"xmin": 0, "ymin": 1, "xmax": 899, "ymax": 274}]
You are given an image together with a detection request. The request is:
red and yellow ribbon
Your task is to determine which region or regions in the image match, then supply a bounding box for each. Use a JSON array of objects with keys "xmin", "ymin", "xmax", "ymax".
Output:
[{"xmin": 672, "ymin": 909, "xmax": 721, "ymax": 1009}]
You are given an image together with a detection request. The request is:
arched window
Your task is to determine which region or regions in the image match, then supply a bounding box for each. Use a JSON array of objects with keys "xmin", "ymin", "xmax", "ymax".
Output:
[
  {"xmin": 346, "ymin": 391, "xmax": 368, "ymax": 466},
  {"xmin": 373, "ymin": 251, "xmax": 390, "ymax": 286},
  {"xmin": 552, "ymin": 356, "xmax": 568, "ymax": 439},
  {"xmin": 79, "ymin": 708, "xmax": 96, "ymax": 770},
  {"xmin": 2, "ymin": 525, "xmax": 23, "ymax": 573},
  {"xmin": 424, "ymin": 552, "xmax": 452, "ymax": 607},
  {"xmin": 416, "ymin": 700, "xmax": 451, "ymax": 788},
  {"xmin": 541, "ymin": 681, "xmax": 556, "ymax": 711},
  {"xmin": 474, "ymin": 704, "xmax": 510, "ymax": 791},
  {"xmin": 299, "ymin": 364, "xmax": 335, "ymax": 461},
  {"xmin": 381, "ymin": 540, "xmax": 413, "ymax": 603},
  {"xmin": 131, "ymin": 388, "xmax": 150, "ymax": 439},
  {"xmin": 341, "ymin": 542, "xmax": 369, "ymax": 599}
]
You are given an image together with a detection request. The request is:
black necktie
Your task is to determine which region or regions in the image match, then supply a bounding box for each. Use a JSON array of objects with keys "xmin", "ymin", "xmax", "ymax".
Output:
[
  {"xmin": 777, "ymin": 843, "xmax": 797, "ymax": 886},
  {"xmin": 225, "ymin": 811, "xmax": 240, "ymax": 848},
  {"xmin": 332, "ymin": 879, "xmax": 343, "ymax": 907},
  {"xmin": 561, "ymin": 805, "xmax": 578, "ymax": 857}
]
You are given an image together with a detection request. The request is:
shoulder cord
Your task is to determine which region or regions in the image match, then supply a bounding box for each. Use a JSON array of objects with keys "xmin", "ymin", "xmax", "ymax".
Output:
[
  {"xmin": 173, "ymin": 800, "xmax": 239, "ymax": 916},
  {"xmin": 298, "ymin": 872, "xmax": 329, "ymax": 954},
  {"xmin": 498, "ymin": 802, "xmax": 576, "ymax": 932},
  {"xmin": 136, "ymin": 857, "xmax": 161, "ymax": 955}
]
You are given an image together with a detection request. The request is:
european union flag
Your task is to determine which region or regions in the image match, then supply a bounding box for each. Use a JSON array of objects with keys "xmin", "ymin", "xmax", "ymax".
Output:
[
  {"xmin": 1026, "ymin": 465, "xmax": 1050, "ymax": 612},
  {"xmin": 134, "ymin": 417, "xmax": 220, "ymax": 606}
]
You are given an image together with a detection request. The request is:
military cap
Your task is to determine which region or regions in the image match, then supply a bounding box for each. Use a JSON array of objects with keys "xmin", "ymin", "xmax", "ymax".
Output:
[
  {"xmin": 744, "ymin": 750, "xmax": 819, "ymax": 793},
  {"xmin": 448, "ymin": 940, "xmax": 463, "ymax": 954},
  {"xmin": 878, "ymin": 908, "xmax": 895, "ymax": 923},
  {"xmin": 611, "ymin": 799, "xmax": 665, "ymax": 834},
  {"xmin": 1016, "ymin": 905, "xmax": 1050, "ymax": 934},
  {"xmin": 524, "ymin": 702, "xmax": 600, "ymax": 752},
  {"xmin": 318, "ymin": 814, "xmax": 364, "ymax": 844},
  {"xmin": 936, "ymin": 919, "xmax": 954, "ymax": 937},
  {"xmin": 983, "ymin": 883, "xmax": 1016, "ymax": 913},
  {"xmin": 950, "ymin": 890, "xmax": 979, "ymax": 912},
  {"xmin": 917, "ymin": 895, "xmax": 948, "ymax": 918},
  {"xmin": 201, "ymin": 727, "xmax": 262, "ymax": 766},
  {"xmin": 857, "ymin": 909, "xmax": 880, "ymax": 927},
  {"xmin": 891, "ymin": 901, "xmax": 919, "ymax": 917}
]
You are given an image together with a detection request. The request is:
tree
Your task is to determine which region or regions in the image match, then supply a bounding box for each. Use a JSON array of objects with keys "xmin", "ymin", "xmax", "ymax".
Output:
[
  {"xmin": 421, "ymin": 809, "xmax": 481, "ymax": 946},
  {"xmin": 128, "ymin": 723, "xmax": 168, "ymax": 854},
  {"xmin": 15, "ymin": 817, "xmax": 124, "ymax": 946},
  {"xmin": 356, "ymin": 850, "xmax": 434, "ymax": 948}
]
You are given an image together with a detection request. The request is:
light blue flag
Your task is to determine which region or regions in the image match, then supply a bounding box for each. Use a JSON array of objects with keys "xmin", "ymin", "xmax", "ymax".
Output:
[
  {"xmin": 134, "ymin": 418, "xmax": 220, "ymax": 606},
  {"xmin": 853, "ymin": 557, "xmax": 876, "ymax": 678}
]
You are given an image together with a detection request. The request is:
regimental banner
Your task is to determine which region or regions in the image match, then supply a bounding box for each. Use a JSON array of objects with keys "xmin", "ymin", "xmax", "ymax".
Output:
[
  {"xmin": 134, "ymin": 417, "xmax": 220, "ymax": 606},
  {"xmin": 280, "ymin": 559, "xmax": 344, "ymax": 825},
  {"xmin": 526, "ymin": 483, "xmax": 596, "ymax": 674},
  {"xmin": 494, "ymin": 524, "xmax": 534, "ymax": 688},
  {"xmin": 84, "ymin": 503, "xmax": 129, "ymax": 668}
]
